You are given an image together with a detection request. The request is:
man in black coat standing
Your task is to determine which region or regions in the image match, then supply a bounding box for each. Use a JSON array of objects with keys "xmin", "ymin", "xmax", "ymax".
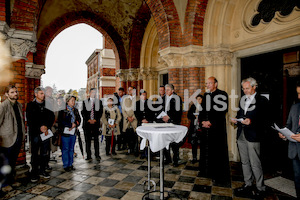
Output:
[
  {"xmin": 158, "ymin": 84, "xmax": 182, "ymax": 167},
  {"xmin": 199, "ymin": 77, "xmax": 230, "ymax": 185},
  {"xmin": 81, "ymin": 88, "xmax": 103, "ymax": 161},
  {"xmin": 232, "ymin": 77, "xmax": 268, "ymax": 198},
  {"xmin": 26, "ymin": 87, "xmax": 55, "ymax": 182}
]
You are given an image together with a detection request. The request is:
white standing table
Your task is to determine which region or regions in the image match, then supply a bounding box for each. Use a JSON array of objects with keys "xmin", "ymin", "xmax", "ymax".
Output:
[{"xmin": 136, "ymin": 124, "xmax": 188, "ymax": 200}]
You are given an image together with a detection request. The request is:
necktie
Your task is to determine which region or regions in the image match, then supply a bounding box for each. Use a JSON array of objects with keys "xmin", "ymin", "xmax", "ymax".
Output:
[{"xmin": 90, "ymin": 100, "xmax": 94, "ymax": 120}]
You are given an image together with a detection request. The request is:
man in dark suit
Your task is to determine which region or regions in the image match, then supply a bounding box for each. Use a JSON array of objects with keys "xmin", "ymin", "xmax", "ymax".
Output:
[
  {"xmin": 279, "ymin": 83, "xmax": 300, "ymax": 199},
  {"xmin": 199, "ymin": 77, "xmax": 230, "ymax": 185},
  {"xmin": 26, "ymin": 87, "xmax": 55, "ymax": 182},
  {"xmin": 81, "ymin": 88, "xmax": 103, "ymax": 161},
  {"xmin": 158, "ymin": 84, "xmax": 182, "ymax": 167},
  {"xmin": 135, "ymin": 90, "xmax": 154, "ymax": 159},
  {"xmin": 135, "ymin": 90, "xmax": 154, "ymax": 126},
  {"xmin": 232, "ymin": 77, "xmax": 268, "ymax": 198}
]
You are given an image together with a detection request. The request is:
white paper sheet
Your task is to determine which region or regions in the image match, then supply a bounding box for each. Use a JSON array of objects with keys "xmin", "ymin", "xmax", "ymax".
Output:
[
  {"xmin": 108, "ymin": 119, "xmax": 115, "ymax": 125},
  {"xmin": 40, "ymin": 129, "xmax": 54, "ymax": 141},
  {"xmin": 272, "ymin": 123, "xmax": 297, "ymax": 142},
  {"xmin": 231, "ymin": 118, "xmax": 244, "ymax": 122},
  {"xmin": 64, "ymin": 127, "xmax": 76, "ymax": 135},
  {"xmin": 156, "ymin": 111, "xmax": 167, "ymax": 119}
]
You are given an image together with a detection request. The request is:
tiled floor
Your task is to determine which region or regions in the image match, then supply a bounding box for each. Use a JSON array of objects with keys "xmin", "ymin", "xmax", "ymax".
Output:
[{"xmin": 1, "ymin": 134, "xmax": 297, "ymax": 200}]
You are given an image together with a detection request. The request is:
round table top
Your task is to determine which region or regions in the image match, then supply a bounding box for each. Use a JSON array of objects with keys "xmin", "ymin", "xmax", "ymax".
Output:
[{"xmin": 136, "ymin": 124, "xmax": 188, "ymax": 152}]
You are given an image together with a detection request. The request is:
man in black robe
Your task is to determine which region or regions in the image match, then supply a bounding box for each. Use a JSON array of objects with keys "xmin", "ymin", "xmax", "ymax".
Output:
[{"xmin": 199, "ymin": 76, "xmax": 230, "ymax": 186}]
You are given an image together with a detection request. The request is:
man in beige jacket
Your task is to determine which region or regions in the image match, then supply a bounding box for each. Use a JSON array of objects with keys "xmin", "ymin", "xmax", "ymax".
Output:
[
  {"xmin": 0, "ymin": 85, "xmax": 25, "ymax": 190},
  {"xmin": 122, "ymin": 86, "xmax": 139, "ymax": 156}
]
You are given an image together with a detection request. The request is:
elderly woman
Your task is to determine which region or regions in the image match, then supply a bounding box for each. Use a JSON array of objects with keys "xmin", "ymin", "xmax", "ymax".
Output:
[
  {"xmin": 187, "ymin": 94, "xmax": 203, "ymax": 164},
  {"xmin": 101, "ymin": 98, "xmax": 121, "ymax": 156},
  {"xmin": 57, "ymin": 95, "xmax": 81, "ymax": 171}
]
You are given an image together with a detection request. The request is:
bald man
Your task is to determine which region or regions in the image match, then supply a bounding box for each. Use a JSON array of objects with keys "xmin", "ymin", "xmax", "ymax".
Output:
[{"xmin": 199, "ymin": 77, "xmax": 230, "ymax": 186}]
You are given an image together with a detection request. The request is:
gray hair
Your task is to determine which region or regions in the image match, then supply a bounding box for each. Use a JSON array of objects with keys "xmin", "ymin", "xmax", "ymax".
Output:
[
  {"xmin": 34, "ymin": 86, "xmax": 44, "ymax": 94},
  {"xmin": 65, "ymin": 94, "xmax": 77, "ymax": 103},
  {"xmin": 241, "ymin": 77, "xmax": 258, "ymax": 87},
  {"xmin": 165, "ymin": 84, "xmax": 174, "ymax": 90}
]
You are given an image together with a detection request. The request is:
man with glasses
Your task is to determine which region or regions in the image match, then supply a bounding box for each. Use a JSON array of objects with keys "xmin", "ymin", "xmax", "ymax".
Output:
[{"xmin": 232, "ymin": 77, "xmax": 268, "ymax": 198}]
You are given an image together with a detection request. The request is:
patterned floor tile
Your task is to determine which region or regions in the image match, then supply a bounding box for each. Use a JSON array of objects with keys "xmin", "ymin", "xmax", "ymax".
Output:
[
  {"xmin": 55, "ymin": 190, "xmax": 83, "ymax": 200},
  {"xmin": 87, "ymin": 185, "xmax": 111, "ymax": 196},
  {"xmin": 72, "ymin": 182, "xmax": 95, "ymax": 192},
  {"xmin": 211, "ymin": 186, "xmax": 233, "ymax": 197},
  {"xmin": 41, "ymin": 187, "xmax": 67, "ymax": 198},
  {"xmin": 83, "ymin": 177, "xmax": 105, "ymax": 185},
  {"xmin": 113, "ymin": 181, "xmax": 135, "ymax": 190},
  {"xmin": 29, "ymin": 195, "xmax": 54, "ymax": 200},
  {"xmin": 103, "ymin": 188, "xmax": 127, "ymax": 199},
  {"xmin": 75, "ymin": 193, "xmax": 100, "ymax": 200},
  {"xmin": 98, "ymin": 179, "xmax": 119, "ymax": 187},
  {"xmin": 26, "ymin": 184, "xmax": 53, "ymax": 195},
  {"xmin": 57, "ymin": 180, "xmax": 80, "ymax": 189}
]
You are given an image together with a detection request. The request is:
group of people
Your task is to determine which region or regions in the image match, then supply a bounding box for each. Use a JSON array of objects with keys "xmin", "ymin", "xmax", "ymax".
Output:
[{"xmin": 0, "ymin": 76, "xmax": 300, "ymax": 199}]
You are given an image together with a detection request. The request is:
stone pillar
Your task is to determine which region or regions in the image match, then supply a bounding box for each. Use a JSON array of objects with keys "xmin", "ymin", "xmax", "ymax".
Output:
[
  {"xmin": 0, "ymin": 21, "xmax": 37, "ymax": 171},
  {"xmin": 127, "ymin": 68, "xmax": 139, "ymax": 93},
  {"xmin": 116, "ymin": 69, "xmax": 128, "ymax": 92}
]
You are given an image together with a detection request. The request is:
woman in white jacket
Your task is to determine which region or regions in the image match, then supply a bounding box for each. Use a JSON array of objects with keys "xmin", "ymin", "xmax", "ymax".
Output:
[{"xmin": 101, "ymin": 98, "xmax": 121, "ymax": 156}]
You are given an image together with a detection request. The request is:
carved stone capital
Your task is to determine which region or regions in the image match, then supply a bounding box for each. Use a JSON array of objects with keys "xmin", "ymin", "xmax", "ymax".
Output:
[
  {"xmin": 203, "ymin": 50, "xmax": 233, "ymax": 66},
  {"xmin": 0, "ymin": 22, "xmax": 37, "ymax": 60},
  {"xmin": 139, "ymin": 68, "xmax": 158, "ymax": 80},
  {"xmin": 25, "ymin": 63, "xmax": 45, "ymax": 79},
  {"xmin": 116, "ymin": 69, "xmax": 128, "ymax": 82},
  {"xmin": 127, "ymin": 68, "xmax": 139, "ymax": 81},
  {"xmin": 284, "ymin": 63, "xmax": 300, "ymax": 77}
]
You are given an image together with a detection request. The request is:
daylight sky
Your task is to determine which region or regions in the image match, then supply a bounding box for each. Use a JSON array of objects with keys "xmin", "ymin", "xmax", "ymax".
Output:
[{"xmin": 41, "ymin": 23, "xmax": 103, "ymax": 92}]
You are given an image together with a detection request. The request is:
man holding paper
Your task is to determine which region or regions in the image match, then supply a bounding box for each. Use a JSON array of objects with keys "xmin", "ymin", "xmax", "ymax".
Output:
[
  {"xmin": 26, "ymin": 87, "xmax": 55, "ymax": 182},
  {"xmin": 279, "ymin": 94, "xmax": 300, "ymax": 199},
  {"xmin": 157, "ymin": 84, "xmax": 182, "ymax": 167},
  {"xmin": 231, "ymin": 78, "xmax": 268, "ymax": 198}
]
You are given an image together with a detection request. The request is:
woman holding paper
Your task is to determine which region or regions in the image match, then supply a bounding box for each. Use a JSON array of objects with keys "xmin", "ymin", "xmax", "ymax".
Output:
[
  {"xmin": 101, "ymin": 98, "xmax": 121, "ymax": 156},
  {"xmin": 58, "ymin": 95, "xmax": 81, "ymax": 171}
]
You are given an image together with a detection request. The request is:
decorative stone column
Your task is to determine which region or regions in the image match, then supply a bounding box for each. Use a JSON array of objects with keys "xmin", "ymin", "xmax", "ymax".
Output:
[
  {"xmin": 127, "ymin": 68, "xmax": 139, "ymax": 90},
  {"xmin": 0, "ymin": 21, "xmax": 37, "ymax": 173},
  {"xmin": 116, "ymin": 69, "xmax": 128, "ymax": 91}
]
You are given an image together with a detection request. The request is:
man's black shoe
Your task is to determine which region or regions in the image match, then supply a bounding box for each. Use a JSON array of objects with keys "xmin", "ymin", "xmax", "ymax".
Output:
[
  {"xmin": 191, "ymin": 159, "xmax": 198, "ymax": 164},
  {"xmin": 253, "ymin": 190, "xmax": 266, "ymax": 199},
  {"xmin": 173, "ymin": 162, "xmax": 179, "ymax": 167},
  {"xmin": 64, "ymin": 167, "xmax": 71, "ymax": 172},
  {"xmin": 45, "ymin": 166, "xmax": 52, "ymax": 172},
  {"xmin": 31, "ymin": 175, "xmax": 39, "ymax": 183},
  {"xmin": 96, "ymin": 156, "xmax": 101, "ymax": 160},
  {"xmin": 164, "ymin": 160, "xmax": 171, "ymax": 165},
  {"xmin": 112, "ymin": 152, "xmax": 117, "ymax": 155},
  {"xmin": 40, "ymin": 171, "xmax": 50, "ymax": 179},
  {"xmin": 234, "ymin": 185, "xmax": 254, "ymax": 197},
  {"xmin": 69, "ymin": 166, "xmax": 76, "ymax": 171},
  {"xmin": 85, "ymin": 157, "xmax": 92, "ymax": 161}
]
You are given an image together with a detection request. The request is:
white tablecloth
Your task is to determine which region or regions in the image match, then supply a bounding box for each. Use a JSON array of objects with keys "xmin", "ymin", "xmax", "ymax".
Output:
[{"xmin": 136, "ymin": 125, "xmax": 188, "ymax": 153}]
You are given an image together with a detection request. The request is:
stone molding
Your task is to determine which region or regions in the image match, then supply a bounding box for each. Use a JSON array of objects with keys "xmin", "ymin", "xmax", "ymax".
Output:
[
  {"xmin": 25, "ymin": 62, "xmax": 45, "ymax": 79},
  {"xmin": 127, "ymin": 68, "xmax": 139, "ymax": 82},
  {"xmin": 159, "ymin": 46, "xmax": 233, "ymax": 68},
  {"xmin": 0, "ymin": 21, "xmax": 37, "ymax": 60},
  {"xmin": 116, "ymin": 69, "xmax": 128, "ymax": 82},
  {"xmin": 284, "ymin": 63, "xmax": 300, "ymax": 77},
  {"xmin": 140, "ymin": 68, "xmax": 158, "ymax": 80}
]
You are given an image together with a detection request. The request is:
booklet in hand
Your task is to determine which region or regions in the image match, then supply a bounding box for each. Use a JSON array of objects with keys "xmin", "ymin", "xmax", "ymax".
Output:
[
  {"xmin": 64, "ymin": 127, "xmax": 76, "ymax": 135},
  {"xmin": 40, "ymin": 129, "xmax": 54, "ymax": 141},
  {"xmin": 156, "ymin": 111, "xmax": 167, "ymax": 119},
  {"xmin": 271, "ymin": 123, "xmax": 297, "ymax": 142}
]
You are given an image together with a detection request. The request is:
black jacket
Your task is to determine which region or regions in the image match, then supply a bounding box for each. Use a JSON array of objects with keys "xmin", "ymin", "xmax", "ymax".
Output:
[
  {"xmin": 158, "ymin": 94, "xmax": 182, "ymax": 125},
  {"xmin": 135, "ymin": 99, "xmax": 154, "ymax": 126},
  {"xmin": 81, "ymin": 98, "xmax": 103, "ymax": 129},
  {"xmin": 236, "ymin": 93, "xmax": 269, "ymax": 142},
  {"xmin": 26, "ymin": 100, "xmax": 55, "ymax": 138},
  {"xmin": 57, "ymin": 106, "xmax": 81, "ymax": 137}
]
